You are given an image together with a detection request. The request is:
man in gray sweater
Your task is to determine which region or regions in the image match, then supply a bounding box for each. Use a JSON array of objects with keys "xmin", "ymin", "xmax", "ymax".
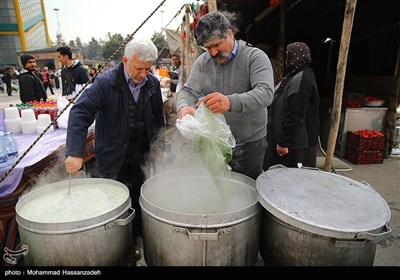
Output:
[{"xmin": 176, "ymin": 11, "xmax": 274, "ymax": 180}]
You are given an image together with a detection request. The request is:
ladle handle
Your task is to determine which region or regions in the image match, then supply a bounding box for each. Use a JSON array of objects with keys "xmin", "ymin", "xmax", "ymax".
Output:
[{"xmin": 68, "ymin": 172, "xmax": 71, "ymax": 195}]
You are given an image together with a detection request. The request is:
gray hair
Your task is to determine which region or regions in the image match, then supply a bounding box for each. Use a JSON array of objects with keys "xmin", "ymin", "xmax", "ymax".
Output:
[
  {"xmin": 195, "ymin": 11, "xmax": 231, "ymax": 46},
  {"xmin": 124, "ymin": 38, "xmax": 158, "ymax": 62}
]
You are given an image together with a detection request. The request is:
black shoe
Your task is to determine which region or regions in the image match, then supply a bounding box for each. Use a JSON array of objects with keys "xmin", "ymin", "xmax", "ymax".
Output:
[{"xmin": 124, "ymin": 246, "xmax": 141, "ymax": 266}]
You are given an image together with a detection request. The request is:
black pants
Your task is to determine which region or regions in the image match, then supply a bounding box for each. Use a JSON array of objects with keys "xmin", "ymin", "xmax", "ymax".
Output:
[
  {"xmin": 5, "ymin": 80, "xmax": 11, "ymax": 96},
  {"xmin": 117, "ymin": 161, "xmax": 146, "ymax": 243},
  {"xmin": 230, "ymin": 137, "xmax": 267, "ymax": 181},
  {"xmin": 44, "ymin": 83, "xmax": 54, "ymax": 94}
]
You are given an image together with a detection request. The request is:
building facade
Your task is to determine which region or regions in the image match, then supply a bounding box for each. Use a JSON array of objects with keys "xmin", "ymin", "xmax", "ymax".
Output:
[{"xmin": 0, "ymin": 0, "xmax": 51, "ymax": 66}]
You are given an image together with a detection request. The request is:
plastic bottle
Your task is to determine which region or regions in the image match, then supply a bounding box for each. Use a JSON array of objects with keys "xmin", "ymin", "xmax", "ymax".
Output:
[
  {"xmin": 0, "ymin": 132, "xmax": 9, "ymax": 168},
  {"xmin": 4, "ymin": 131, "xmax": 18, "ymax": 165}
]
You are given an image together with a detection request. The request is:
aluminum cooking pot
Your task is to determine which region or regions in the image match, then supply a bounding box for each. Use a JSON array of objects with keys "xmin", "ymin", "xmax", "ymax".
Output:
[{"xmin": 16, "ymin": 178, "xmax": 135, "ymax": 266}]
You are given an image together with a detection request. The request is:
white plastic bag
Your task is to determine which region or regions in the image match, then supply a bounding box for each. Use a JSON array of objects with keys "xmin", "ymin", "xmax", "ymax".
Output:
[
  {"xmin": 56, "ymin": 95, "xmax": 71, "ymax": 129},
  {"xmin": 176, "ymin": 103, "xmax": 235, "ymax": 177},
  {"xmin": 176, "ymin": 104, "xmax": 236, "ymax": 147},
  {"xmin": 56, "ymin": 90, "xmax": 94, "ymax": 130}
]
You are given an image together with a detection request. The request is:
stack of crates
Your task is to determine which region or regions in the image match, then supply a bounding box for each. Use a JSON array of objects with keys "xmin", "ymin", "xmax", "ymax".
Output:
[{"xmin": 346, "ymin": 130, "xmax": 385, "ymax": 164}]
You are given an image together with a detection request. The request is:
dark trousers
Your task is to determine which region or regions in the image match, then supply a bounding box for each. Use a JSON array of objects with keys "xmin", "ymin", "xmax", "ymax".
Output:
[
  {"xmin": 54, "ymin": 77, "xmax": 60, "ymax": 89},
  {"xmin": 117, "ymin": 161, "xmax": 146, "ymax": 243},
  {"xmin": 230, "ymin": 137, "xmax": 267, "ymax": 181},
  {"xmin": 5, "ymin": 81, "xmax": 11, "ymax": 96},
  {"xmin": 44, "ymin": 83, "xmax": 54, "ymax": 94}
]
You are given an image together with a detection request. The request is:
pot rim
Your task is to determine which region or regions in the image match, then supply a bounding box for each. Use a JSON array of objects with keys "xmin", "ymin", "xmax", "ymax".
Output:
[
  {"xmin": 139, "ymin": 168, "xmax": 261, "ymax": 227},
  {"xmin": 256, "ymin": 167, "xmax": 391, "ymax": 240}
]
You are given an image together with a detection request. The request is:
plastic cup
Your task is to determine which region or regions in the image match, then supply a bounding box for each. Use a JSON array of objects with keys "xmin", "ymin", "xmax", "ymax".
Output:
[
  {"xmin": 5, "ymin": 107, "xmax": 20, "ymax": 119},
  {"xmin": 21, "ymin": 109, "xmax": 36, "ymax": 121},
  {"xmin": 37, "ymin": 114, "xmax": 52, "ymax": 127},
  {"xmin": 4, "ymin": 118, "xmax": 22, "ymax": 133}
]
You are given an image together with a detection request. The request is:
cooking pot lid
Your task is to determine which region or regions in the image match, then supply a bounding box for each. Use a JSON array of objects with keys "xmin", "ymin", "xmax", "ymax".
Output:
[
  {"xmin": 17, "ymin": 178, "xmax": 130, "ymax": 224},
  {"xmin": 256, "ymin": 166, "xmax": 391, "ymax": 239}
]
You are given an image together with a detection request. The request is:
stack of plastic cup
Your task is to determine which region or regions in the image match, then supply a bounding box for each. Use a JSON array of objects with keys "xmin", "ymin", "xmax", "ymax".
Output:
[
  {"xmin": 21, "ymin": 109, "xmax": 37, "ymax": 134},
  {"xmin": 4, "ymin": 107, "xmax": 22, "ymax": 133},
  {"xmin": 36, "ymin": 114, "xmax": 54, "ymax": 134}
]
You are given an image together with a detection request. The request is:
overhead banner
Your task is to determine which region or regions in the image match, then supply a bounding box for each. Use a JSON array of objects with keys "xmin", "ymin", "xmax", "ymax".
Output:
[{"xmin": 165, "ymin": 28, "xmax": 182, "ymax": 55}]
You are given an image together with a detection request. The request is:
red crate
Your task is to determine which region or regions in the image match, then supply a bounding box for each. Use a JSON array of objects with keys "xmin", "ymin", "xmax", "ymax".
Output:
[
  {"xmin": 346, "ymin": 148, "xmax": 384, "ymax": 164},
  {"xmin": 347, "ymin": 132, "xmax": 385, "ymax": 151}
]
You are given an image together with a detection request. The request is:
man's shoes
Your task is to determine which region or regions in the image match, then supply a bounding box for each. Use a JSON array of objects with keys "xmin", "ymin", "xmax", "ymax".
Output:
[{"xmin": 124, "ymin": 245, "xmax": 141, "ymax": 266}]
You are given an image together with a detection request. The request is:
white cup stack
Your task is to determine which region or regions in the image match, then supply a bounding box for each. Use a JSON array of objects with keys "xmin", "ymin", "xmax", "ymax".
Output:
[
  {"xmin": 21, "ymin": 109, "xmax": 37, "ymax": 134},
  {"xmin": 4, "ymin": 107, "xmax": 22, "ymax": 133},
  {"xmin": 36, "ymin": 114, "xmax": 54, "ymax": 134}
]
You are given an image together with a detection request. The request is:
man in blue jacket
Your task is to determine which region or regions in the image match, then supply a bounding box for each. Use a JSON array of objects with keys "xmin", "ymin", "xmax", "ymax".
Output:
[{"xmin": 65, "ymin": 38, "xmax": 165, "ymax": 247}]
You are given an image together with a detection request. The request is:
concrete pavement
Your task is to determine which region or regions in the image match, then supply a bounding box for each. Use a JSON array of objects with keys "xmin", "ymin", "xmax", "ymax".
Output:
[{"xmin": 336, "ymin": 156, "xmax": 400, "ymax": 266}]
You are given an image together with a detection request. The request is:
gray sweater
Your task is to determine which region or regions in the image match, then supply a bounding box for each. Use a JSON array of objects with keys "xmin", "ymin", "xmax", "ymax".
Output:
[{"xmin": 176, "ymin": 43, "xmax": 274, "ymax": 144}]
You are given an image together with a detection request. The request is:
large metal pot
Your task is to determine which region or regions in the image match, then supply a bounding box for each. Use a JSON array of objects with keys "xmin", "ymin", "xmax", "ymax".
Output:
[
  {"xmin": 139, "ymin": 168, "xmax": 261, "ymax": 266},
  {"xmin": 256, "ymin": 166, "xmax": 391, "ymax": 266},
  {"xmin": 16, "ymin": 178, "xmax": 135, "ymax": 266}
]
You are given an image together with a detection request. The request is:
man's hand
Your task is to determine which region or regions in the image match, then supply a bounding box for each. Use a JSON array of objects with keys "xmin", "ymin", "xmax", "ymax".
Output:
[
  {"xmin": 178, "ymin": 106, "xmax": 196, "ymax": 119},
  {"xmin": 276, "ymin": 144, "xmax": 289, "ymax": 157},
  {"xmin": 65, "ymin": 156, "xmax": 83, "ymax": 174},
  {"xmin": 202, "ymin": 92, "xmax": 230, "ymax": 113}
]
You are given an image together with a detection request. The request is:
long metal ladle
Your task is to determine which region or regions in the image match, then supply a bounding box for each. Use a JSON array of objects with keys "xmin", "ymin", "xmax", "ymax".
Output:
[{"xmin": 68, "ymin": 172, "xmax": 72, "ymax": 195}]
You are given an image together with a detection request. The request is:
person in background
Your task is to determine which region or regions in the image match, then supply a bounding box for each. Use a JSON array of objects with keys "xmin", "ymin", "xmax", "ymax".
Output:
[
  {"xmin": 89, "ymin": 67, "xmax": 97, "ymax": 82},
  {"xmin": 1, "ymin": 67, "xmax": 16, "ymax": 96},
  {"xmin": 56, "ymin": 46, "xmax": 89, "ymax": 96},
  {"xmin": 166, "ymin": 54, "xmax": 181, "ymax": 94},
  {"xmin": 176, "ymin": 11, "xmax": 274, "ymax": 180},
  {"xmin": 64, "ymin": 38, "xmax": 165, "ymax": 250},
  {"xmin": 41, "ymin": 66, "xmax": 55, "ymax": 95},
  {"xmin": 263, "ymin": 42, "xmax": 319, "ymax": 170},
  {"xmin": 17, "ymin": 54, "xmax": 47, "ymax": 103}
]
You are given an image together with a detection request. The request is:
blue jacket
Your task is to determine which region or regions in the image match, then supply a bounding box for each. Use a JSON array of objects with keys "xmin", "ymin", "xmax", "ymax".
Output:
[{"xmin": 66, "ymin": 63, "xmax": 165, "ymax": 178}]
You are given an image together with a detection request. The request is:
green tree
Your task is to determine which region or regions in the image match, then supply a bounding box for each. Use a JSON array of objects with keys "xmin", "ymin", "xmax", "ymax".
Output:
[
  {"xmin": 69, "ymin": 40, "xmax": 76, "ymax": 47},
  {"xmin": 85, "ymin": 38, "xmax": 103, "ymax": 60},
  {"xmin": 101, "ymin": 33, "xmax": 124, "ymax": 63},
  {"xmin": 75, "ymin": 37, "xmax": 83, "ymax": 48},
  {"xmin": 151, "ymin": 31, "xmax": 167, "ymax": 54},
  {"xmin": 56, "ymin": 33, "xmax": 65, "ymax": 46}
]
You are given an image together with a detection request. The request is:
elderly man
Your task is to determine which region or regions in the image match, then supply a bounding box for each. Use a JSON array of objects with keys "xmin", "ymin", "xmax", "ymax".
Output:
[
  {"xmin": 176, "ymin": 11, "xmax": 274, "ymax": 180},
  {"xmin": 65, "ymin": 38, "xmax": 165, "ymax": 247}
]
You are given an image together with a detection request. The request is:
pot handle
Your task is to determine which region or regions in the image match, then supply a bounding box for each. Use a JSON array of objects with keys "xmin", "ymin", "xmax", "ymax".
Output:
[
  {"xmin": 104, "ymin": 207, "xmax": 135, "ymax": 230},
  {"xmin": 356, "ymin": 223, "xmax": 392, "ymax": 243},
  {"xmin": 173, "ymin": 227, "xmax": 232, "ymax": 240}
]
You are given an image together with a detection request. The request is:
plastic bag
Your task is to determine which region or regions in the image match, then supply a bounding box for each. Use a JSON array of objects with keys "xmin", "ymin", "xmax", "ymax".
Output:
[
  {"xmin": 56, "ymin": 95, "xmax": 71, "ymax": 129},
  {"xmin": 56, "ymin": 87, "xmax": 94, "ymax": 130},
  {"xmin": 176, "ymin": 103, "xmax": 235, "ymax": 177}
]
